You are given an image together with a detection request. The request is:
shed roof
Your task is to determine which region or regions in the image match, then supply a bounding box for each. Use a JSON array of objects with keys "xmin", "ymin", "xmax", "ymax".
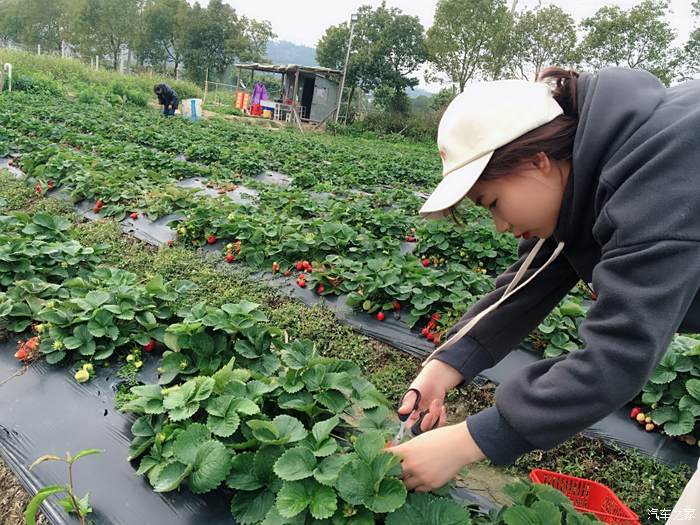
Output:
[{"xmin": 235, "ymin": 63, "xmax": 342, "ymax": 77}]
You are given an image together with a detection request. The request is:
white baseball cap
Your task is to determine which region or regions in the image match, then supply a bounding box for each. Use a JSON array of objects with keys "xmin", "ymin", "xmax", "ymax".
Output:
[{"xmin": 418, "ymin": 79, "xmax": 564, "ymax": 219}]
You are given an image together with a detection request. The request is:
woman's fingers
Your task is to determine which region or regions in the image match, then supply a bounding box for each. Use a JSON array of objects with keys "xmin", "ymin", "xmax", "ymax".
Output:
[
  {"xmin": 419, "ymin": 399, "xmax": 444, "ymax": 433},
  {"xmin": 398, "ymin": 390, "xmax": 418, "ymax": 416}
]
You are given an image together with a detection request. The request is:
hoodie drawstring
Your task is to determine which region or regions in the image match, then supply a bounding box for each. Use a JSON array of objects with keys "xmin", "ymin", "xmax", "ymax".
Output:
[{"xmin": 422, "ymin": 239, "xmax": 566, "ymax": 366}]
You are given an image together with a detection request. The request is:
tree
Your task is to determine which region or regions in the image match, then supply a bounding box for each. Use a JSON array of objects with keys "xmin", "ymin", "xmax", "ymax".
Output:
[
  {"xmin": 317, "ymin": 2, "xmax": 426, "ymax": 115},
  {"xmin": 425, "ymin": 0, "xmax": 513, "ymax": 92},
  {"xmin": 577, "ymin": 0, "xmax": 677, "ymax": 85},
  {"xmin": 508, "ymin": 5, "xmax": 578, "ymax": 80},
  {"xmin": 0, "ymin": 0, "xmax": 79, "ymax": 53},
  {"xmin": 429, "ymin": 86, "xmax": 456, "ymax": 111},
  {"xmin": 180, "ymin": 0, "xmax": 263, "ymax": 82},
  {"xmin": 136, "ymin": 0, "xmax": 189, "ymax": 74},
  {"xmin": 238, "ymin": 18, "xmax": 275, "ymax": 62},
  {"xmin": 674, "ymin": 0, "xmax": 700, "ymax": 80},
  {"xmin": 75, "ymin": 0, "xmax": 141, "ymax": 69}
]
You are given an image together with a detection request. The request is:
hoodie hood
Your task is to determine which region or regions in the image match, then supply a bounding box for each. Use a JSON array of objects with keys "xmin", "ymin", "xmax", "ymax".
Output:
[{"xmin": 553, "ymin": 68, "xmax": 666, "ymax": 244}]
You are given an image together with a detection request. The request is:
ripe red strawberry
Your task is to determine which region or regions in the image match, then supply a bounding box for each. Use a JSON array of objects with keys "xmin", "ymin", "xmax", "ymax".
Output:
[
  {"xmin": 226, "ymin": 254, "xmax": 235, "ymax": 263},
  {"xmin": 317, "ymin": 284, "xmax": 325, "ymax": 294},
  {"xmin": 431, "ymin": 312, "xmax": 441, "ymax": 321},
  {"xmin": 14, "ymin": 347, "xmax": 28, "ymax": 361},
  {"xmin": 144, "ymin": 339, "xmax": 156, "ymax": 353},
  {"xmin": 35, "ymin": 182, "xmax": 42, "ymax": 194},
  {"xmin": 166, "ymin": 240, "xmax": 174, "ymax": 247},
  {"xmin": 405, "ymin": 235, "xmax": 416, "ymax": 242},
  {"xmin": 283, "ymin": 269, "xmax": 292, "ymax": 277},
  {"xmin": 295, "ymin": 261, "xmax": 304, "ymax": 271},
  {"xmin": 130, "ymin": 212, "xmax": 138, "ymax": 220},
  {"xmin": 421, "ymin": 328, "xmax": 430, "ymax": 337},
  {"xmin": 630, "ymin": 407, "xmax": 642, "ymax": 419},
  {"xmin": 591, "ymin": 292, "xmax": 598, "ymax": 300},
  {"xmin": 297, "ymin": 280, "xmax": 306, "ymax": 288},
  {"xmin": 393, "ymin": 301, "xmax": 401, "ymax": 311},
  {"xmin": 426, "ymin": 332, "xmax": 435, "ymax": 342},
  {"xmin": 377, "ymin": 312, "xmax": 385, "ymax": 321},
  {"xmin": 207, "ymin": 235, "xmax": 217, "ymax": 245},
  {"xmin": 421, "ymin": 258, "xmax": 430, "ymax": 267}
]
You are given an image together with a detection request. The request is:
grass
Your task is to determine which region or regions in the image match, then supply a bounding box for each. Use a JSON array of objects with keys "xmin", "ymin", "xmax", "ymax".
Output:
[{"xmin": 0, "ymin": 167, "xmax": 694, "ymax": 524}]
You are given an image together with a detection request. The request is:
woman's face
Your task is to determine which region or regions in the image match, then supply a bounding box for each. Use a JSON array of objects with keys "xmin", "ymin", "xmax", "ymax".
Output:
[{"xmin": 465, "ymin": 152, "xmax": 571, "ymax": 240}]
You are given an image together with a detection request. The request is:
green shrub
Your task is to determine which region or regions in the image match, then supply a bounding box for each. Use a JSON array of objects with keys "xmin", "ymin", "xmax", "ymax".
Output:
[
  {"xmin": 10, "ymin": 73, "xmax": 64, "ymax": 97},
  {"xmin": 77, "ymin": 89, "xmax": 103, "ymax": 104},
  {"xmin": 125, "ymin": 89, "xmax": 149, "ymax": 107}
]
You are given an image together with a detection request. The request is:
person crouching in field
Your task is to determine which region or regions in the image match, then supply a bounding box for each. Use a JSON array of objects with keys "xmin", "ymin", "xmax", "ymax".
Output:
[{"xmin": 154, "ymin": 83, "xmax": 179, "ymax": 117}]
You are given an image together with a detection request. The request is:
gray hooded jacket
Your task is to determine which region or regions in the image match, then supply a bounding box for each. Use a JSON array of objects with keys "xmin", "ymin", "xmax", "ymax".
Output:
[{"xmin": 432, "ymin": 67, "xmax": 700, "ymax": 465}]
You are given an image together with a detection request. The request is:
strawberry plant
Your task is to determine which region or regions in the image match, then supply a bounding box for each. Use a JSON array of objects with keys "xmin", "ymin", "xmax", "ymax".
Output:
[
  {"xmin": 636, "ymin": 335, "xmax": 700, "ymax": 440},
  {"xmin": 0, "ymin": 212, "xmax": 103, "ymax": 288},
  {"xmin": 32, "ymin": 269, "xmax": 190, "ymax": 366},
  {"xmin": 527, "ymin": 295, "xmax": 587, "ymax": 357},
  {"xmin": 473, "ymin": 480, "xmax": 602, "ymax": 525},
  {"xmin": 123, "ymin": 324, "xmax": 479, "ymax": 524}
]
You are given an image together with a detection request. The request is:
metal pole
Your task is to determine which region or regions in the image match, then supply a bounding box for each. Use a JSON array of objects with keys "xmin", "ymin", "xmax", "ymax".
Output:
[
  {"xmin": 335, "ymin": 17, "xmax": 356, "ymax": 122},
  {"xmin": 203, "ymin": 68, "xmax": 209, "ymax": 104},
  {"xmin": 3, "ymin": 63, "xmax": 12, "ymax": 92}
]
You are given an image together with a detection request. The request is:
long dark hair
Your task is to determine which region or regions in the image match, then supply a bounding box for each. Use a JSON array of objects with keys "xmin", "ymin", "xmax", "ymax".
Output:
[{"xmin": 448, "ymin": 67, "xmax": 580, "ymax": 222}]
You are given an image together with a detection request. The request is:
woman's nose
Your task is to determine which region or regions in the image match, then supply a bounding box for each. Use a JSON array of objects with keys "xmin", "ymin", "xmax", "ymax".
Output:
[{"xmin": 493, "ymin": 215, "xmax": 510, "ymax": 233}]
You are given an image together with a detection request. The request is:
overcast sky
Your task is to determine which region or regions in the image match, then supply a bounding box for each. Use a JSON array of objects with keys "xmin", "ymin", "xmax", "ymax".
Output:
[{"xmin": 212, "ymin": 0, "xmax": 697, "ymax": 91}]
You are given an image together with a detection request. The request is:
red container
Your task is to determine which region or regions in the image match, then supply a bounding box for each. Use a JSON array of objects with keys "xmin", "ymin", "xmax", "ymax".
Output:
[{"xmin": 529, "ymin": 469, "xmax": 640, "ymax": 525}]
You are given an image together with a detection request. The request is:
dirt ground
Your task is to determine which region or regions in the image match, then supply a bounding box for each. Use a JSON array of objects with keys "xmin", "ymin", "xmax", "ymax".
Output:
[{"xmin": 0, "ymin": 457, "xmax": 47, "ymax": 525}]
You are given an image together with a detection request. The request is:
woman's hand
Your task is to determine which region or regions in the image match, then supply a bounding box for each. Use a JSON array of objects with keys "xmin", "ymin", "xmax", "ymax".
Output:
[
  {"xmin": 397, "ymin": 359, "xmax": 464, "ymax": 433},
  {"xmin": 386, "ymin": 421, "xmax": 486, "ymax": 492},
  {"xmin": 384, "ymin": 359, "xmax": 486, "ymax": 492}
]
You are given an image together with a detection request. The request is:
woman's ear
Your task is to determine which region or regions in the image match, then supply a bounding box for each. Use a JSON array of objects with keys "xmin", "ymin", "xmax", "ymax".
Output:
[{"xmin": 532, "ymin": 152, "xmax": 553, "ymax": 175}]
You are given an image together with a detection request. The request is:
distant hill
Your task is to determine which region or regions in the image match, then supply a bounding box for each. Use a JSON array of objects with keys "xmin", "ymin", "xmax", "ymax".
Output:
[
  {"xmin": 406, "ymin": 87, "xmax": 436, "ymax": 99},
  {"xmin": 265, "ymin": 40, "xmax": 318, "ymax": 67}
]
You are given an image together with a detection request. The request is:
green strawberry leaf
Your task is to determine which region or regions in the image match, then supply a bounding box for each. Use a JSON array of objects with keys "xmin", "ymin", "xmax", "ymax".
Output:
[{"xmin": 274, "ymin": 447, "xmax": 317, "ymax": 481}]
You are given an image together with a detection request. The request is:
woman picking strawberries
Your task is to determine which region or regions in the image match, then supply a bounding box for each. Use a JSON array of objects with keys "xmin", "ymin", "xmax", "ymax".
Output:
[{"xmin": 386, "ymin": 66, "xmax": 700, "ymax": 514}]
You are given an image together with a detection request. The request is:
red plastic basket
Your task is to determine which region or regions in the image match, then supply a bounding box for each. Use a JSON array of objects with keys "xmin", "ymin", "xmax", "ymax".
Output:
[{"xmin": 529, "ymin": 469, "xmax": 640, "ymax": 525}]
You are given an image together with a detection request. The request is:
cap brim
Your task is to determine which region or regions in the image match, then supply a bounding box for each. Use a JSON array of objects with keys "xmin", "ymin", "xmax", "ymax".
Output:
[{"xmin": 419, "ymin": 151, "xmax": 494, "ymax": 219}]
